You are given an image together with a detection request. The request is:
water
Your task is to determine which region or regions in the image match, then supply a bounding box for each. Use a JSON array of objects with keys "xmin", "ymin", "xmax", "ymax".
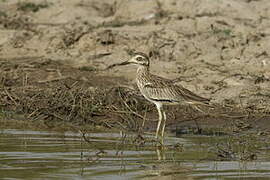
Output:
[{"xmin": 1, "ymin": 129, "xmax": 270, "ymax": 179}]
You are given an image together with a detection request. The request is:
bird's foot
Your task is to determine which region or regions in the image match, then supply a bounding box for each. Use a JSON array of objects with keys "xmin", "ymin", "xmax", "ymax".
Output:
[{"xmin": 150, "ymin": 137, "xmax": 164, "ymax": 147}]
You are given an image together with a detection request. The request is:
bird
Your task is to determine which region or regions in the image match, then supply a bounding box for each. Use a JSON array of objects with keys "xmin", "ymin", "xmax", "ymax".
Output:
[{"xmin": 119, "ymin": 52, "xmax": 210, "ymax": 141}]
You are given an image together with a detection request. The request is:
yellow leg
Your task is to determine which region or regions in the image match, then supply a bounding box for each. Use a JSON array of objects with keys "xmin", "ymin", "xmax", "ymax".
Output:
[
  {"xmin": 161, "ymin": 111, "xmax": 167, "ymax": 138},
  {"xmin": 156, "ymin": 148, "xmax": 161, "ymax": 161},
  {"xmin": 156, "ymin": 105, "xmax": 163, "ymax": 139}
]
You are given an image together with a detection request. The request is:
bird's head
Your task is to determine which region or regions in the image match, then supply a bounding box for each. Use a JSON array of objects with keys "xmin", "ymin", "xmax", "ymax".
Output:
[
  {"xmin": 105, "ymin": 52, "xmax": 150, "ymax": 70},
  {"xmin": 125, "ymin": 52, "xmax": 150, "ymax": 67}
]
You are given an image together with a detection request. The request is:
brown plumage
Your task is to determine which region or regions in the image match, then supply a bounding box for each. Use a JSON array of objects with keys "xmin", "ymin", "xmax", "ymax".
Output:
[
  {"xmin": 137, "ymin": 66, "xmax": 210, "ymax": 105},
  {"xmin": 123, "ymin": 52, "xmax": 210, "ymax": 141}
]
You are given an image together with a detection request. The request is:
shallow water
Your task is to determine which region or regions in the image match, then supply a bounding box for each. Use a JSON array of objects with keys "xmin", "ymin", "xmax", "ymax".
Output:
[{"xmin": 0, "ymin": 129, "xmax": 270, "ymax": 179}]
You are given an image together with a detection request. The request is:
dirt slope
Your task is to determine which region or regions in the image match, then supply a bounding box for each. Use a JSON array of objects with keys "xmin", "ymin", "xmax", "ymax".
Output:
[{"xmin": 1, "ymin": 0, "xmax": 270, "ymax": 131}]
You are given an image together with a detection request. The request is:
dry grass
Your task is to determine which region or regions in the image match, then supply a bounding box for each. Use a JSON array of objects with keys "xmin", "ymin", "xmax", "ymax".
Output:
[
  {"xmin": 0, "ymin": 58, "xmax": 269, "ymax": 133},
  {"xmin": 0, "ymin": 59, "xmax": 153, "ymax": 130}
]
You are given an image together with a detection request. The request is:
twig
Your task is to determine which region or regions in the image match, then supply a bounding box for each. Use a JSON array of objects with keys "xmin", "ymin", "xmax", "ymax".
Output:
[
  {"xmin": 111, "ymin": 110, "xmax": 156, "ymax": 121},
  {"xmin": 27, "ymin": 108, "xmax": 40, "ymax": 118},
  {"xmin": 80, "ymin": 130, "xmax": 92, "ymax": 144},
  {"xmin": 0, "ymin": 56, "xmax": 44, "ymax": 63},
  {"xmin": 4, "ymin": 88, "xmax": 18, "ymax": 106},
  {"xmin": 38, "ymin": 76, "xmax": 70, "ymax": 83},
  {"xmin": 118, "ymin": 90, "xmax": 151, "ymax": 121},
  {"xmin": 88, "ymin": 52, "xmax": 112, "ymax": 60}
]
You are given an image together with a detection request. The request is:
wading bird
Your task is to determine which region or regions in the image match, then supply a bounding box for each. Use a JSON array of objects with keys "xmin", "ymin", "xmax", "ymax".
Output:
[{"xmin": 118, "ymin": 52, "xmax": 210, "ymax": 141}]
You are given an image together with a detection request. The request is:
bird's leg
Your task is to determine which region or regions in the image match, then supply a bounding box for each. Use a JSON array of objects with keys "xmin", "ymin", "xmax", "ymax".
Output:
[
  {"xmin": 156, "ymin": 148, "xmax": 161, "ymax": 161},
  {"xmin": 156, "ymin": 145, "xmax": 165, "ymax": 161},
  {"xmin": 161, "ymin": 111, "xmax": 167, "ymax": 138},
  {"xmin": 156, "ymin": 105, "xmax": 163, "ymax": 139}
]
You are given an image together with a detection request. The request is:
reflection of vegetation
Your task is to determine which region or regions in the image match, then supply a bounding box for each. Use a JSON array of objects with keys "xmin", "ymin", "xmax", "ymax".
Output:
[
  {"xmin": 0, "ymin": 108, "xmax": 14, "ymax": 119},
  {"xmin": 186, "ymin": 131, "xmax": 269, "ymax": 162},
  {"xmin": 0, "ymin": 108, "xmax": 3, "ymax": 118},
  {"xmin": 17, "ymin": 2, "xmax": 49, "ymax": 12},
  {"xmin": 215, "ymin": 134, "xmax": 261, "ymax": 161}
]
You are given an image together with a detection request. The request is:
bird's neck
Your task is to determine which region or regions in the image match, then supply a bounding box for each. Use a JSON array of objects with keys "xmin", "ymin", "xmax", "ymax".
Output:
[{"xmin": 137, "ymin": 65, "xmax": 149, "ymax": 76}]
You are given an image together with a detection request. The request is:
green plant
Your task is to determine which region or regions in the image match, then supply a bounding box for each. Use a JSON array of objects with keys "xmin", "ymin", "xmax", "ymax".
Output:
[
  {"xmin": 0, "ymin": 11, "xmax": 7, "ymax": 17},
  {"xmin": 79, "ymin": 66, "xmax": 96, "ymax": 72},
  {"xmin": 17, "ymin": 2, "xmax": 49, "ymax": 12},
  {"xmin": 212, "ymin": 27, "xmax": 232, "ymax": 36}
]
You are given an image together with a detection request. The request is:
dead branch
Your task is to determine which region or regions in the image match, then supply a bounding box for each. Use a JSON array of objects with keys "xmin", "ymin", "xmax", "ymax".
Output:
[{"xmin": 38, "ymin": 76, "xmax": 70, "ymax": 83}]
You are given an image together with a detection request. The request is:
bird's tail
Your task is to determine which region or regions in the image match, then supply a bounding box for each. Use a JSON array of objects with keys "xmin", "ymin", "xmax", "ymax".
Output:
[
  {"xmin": 187, "ymin": 98, "xmax": 214, "ymax": 108},
  {"xmin": 189, "ymin": 101, "xmax": 215, "ymax": 114}
]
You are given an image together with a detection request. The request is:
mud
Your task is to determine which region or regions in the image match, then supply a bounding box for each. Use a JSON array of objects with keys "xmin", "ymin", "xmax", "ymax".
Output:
[{"xmin": 1, "ymin": 0, "xmax": 270, "ymax": 133}]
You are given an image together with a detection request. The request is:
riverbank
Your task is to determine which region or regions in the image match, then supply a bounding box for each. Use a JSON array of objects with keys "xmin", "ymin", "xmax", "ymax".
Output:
[{"xmin": 1, "ymin": 0, "xmax": 270, "ymax": 134}]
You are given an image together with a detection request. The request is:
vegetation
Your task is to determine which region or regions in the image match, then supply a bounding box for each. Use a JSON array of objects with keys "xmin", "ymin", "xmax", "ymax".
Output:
[
  {"xmin": 17, "ymin": 2, "xmax": 49, "ymax": 12},
  {"xmin": 79, "ymin": 66, "xmax": 96, "ymax": 72},
  {"xmin": 211, "ymin": 24, "xmax": 232, "ymax": 36},
  {"xmin": 0, "ymin": 10, "xmax": 7, "ymax": 17}
]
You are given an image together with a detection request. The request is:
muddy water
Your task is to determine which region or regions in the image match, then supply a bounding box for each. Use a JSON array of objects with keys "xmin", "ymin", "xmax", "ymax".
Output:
[{"xmin": 1, "ymin": 129, "xmax": 270, "ymax": 179}]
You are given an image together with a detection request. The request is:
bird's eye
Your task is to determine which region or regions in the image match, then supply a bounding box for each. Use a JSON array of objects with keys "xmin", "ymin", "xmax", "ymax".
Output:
[{"xmin": 136, "ymin": 57, "xmax": 143, "ymax": 61}]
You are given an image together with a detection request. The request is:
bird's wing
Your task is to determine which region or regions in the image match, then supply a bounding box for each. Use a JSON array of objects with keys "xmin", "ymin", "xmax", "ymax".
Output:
[
  {"xmin": 175, "ymin": 84, "xmax": 210, "ymax": 104},
  {"xmin": 142, "ymin": 74, "xmax": 210, "ymax": 104}
]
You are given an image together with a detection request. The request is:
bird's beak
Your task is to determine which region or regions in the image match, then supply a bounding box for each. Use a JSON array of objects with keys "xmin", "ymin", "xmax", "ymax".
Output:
[
  {"xmin": 119, "ymin": 58, "xmax": 137, "ymax": 65},
  {"xmin": 127, "ymin": 57, "xmax": 138, "ymax": 64},
  {"xmin": 105, "ymin": 58, "xmax": 134, "ymax": 70},
  {"xmin": 118, "ymin": 60, "xmax": 130, "ymax": 66}
]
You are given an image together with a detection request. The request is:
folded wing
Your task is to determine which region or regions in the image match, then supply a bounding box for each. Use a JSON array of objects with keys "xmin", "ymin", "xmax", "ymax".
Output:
[{"xmin": 141, "ymin": 74, "xmax": 210, "ymax": 105}]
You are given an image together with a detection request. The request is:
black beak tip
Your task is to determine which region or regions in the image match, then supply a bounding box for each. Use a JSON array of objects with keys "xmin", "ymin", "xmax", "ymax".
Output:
[{"xmin": 119, "ymin": 61, "xmax": 130, "ymax": 65}]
